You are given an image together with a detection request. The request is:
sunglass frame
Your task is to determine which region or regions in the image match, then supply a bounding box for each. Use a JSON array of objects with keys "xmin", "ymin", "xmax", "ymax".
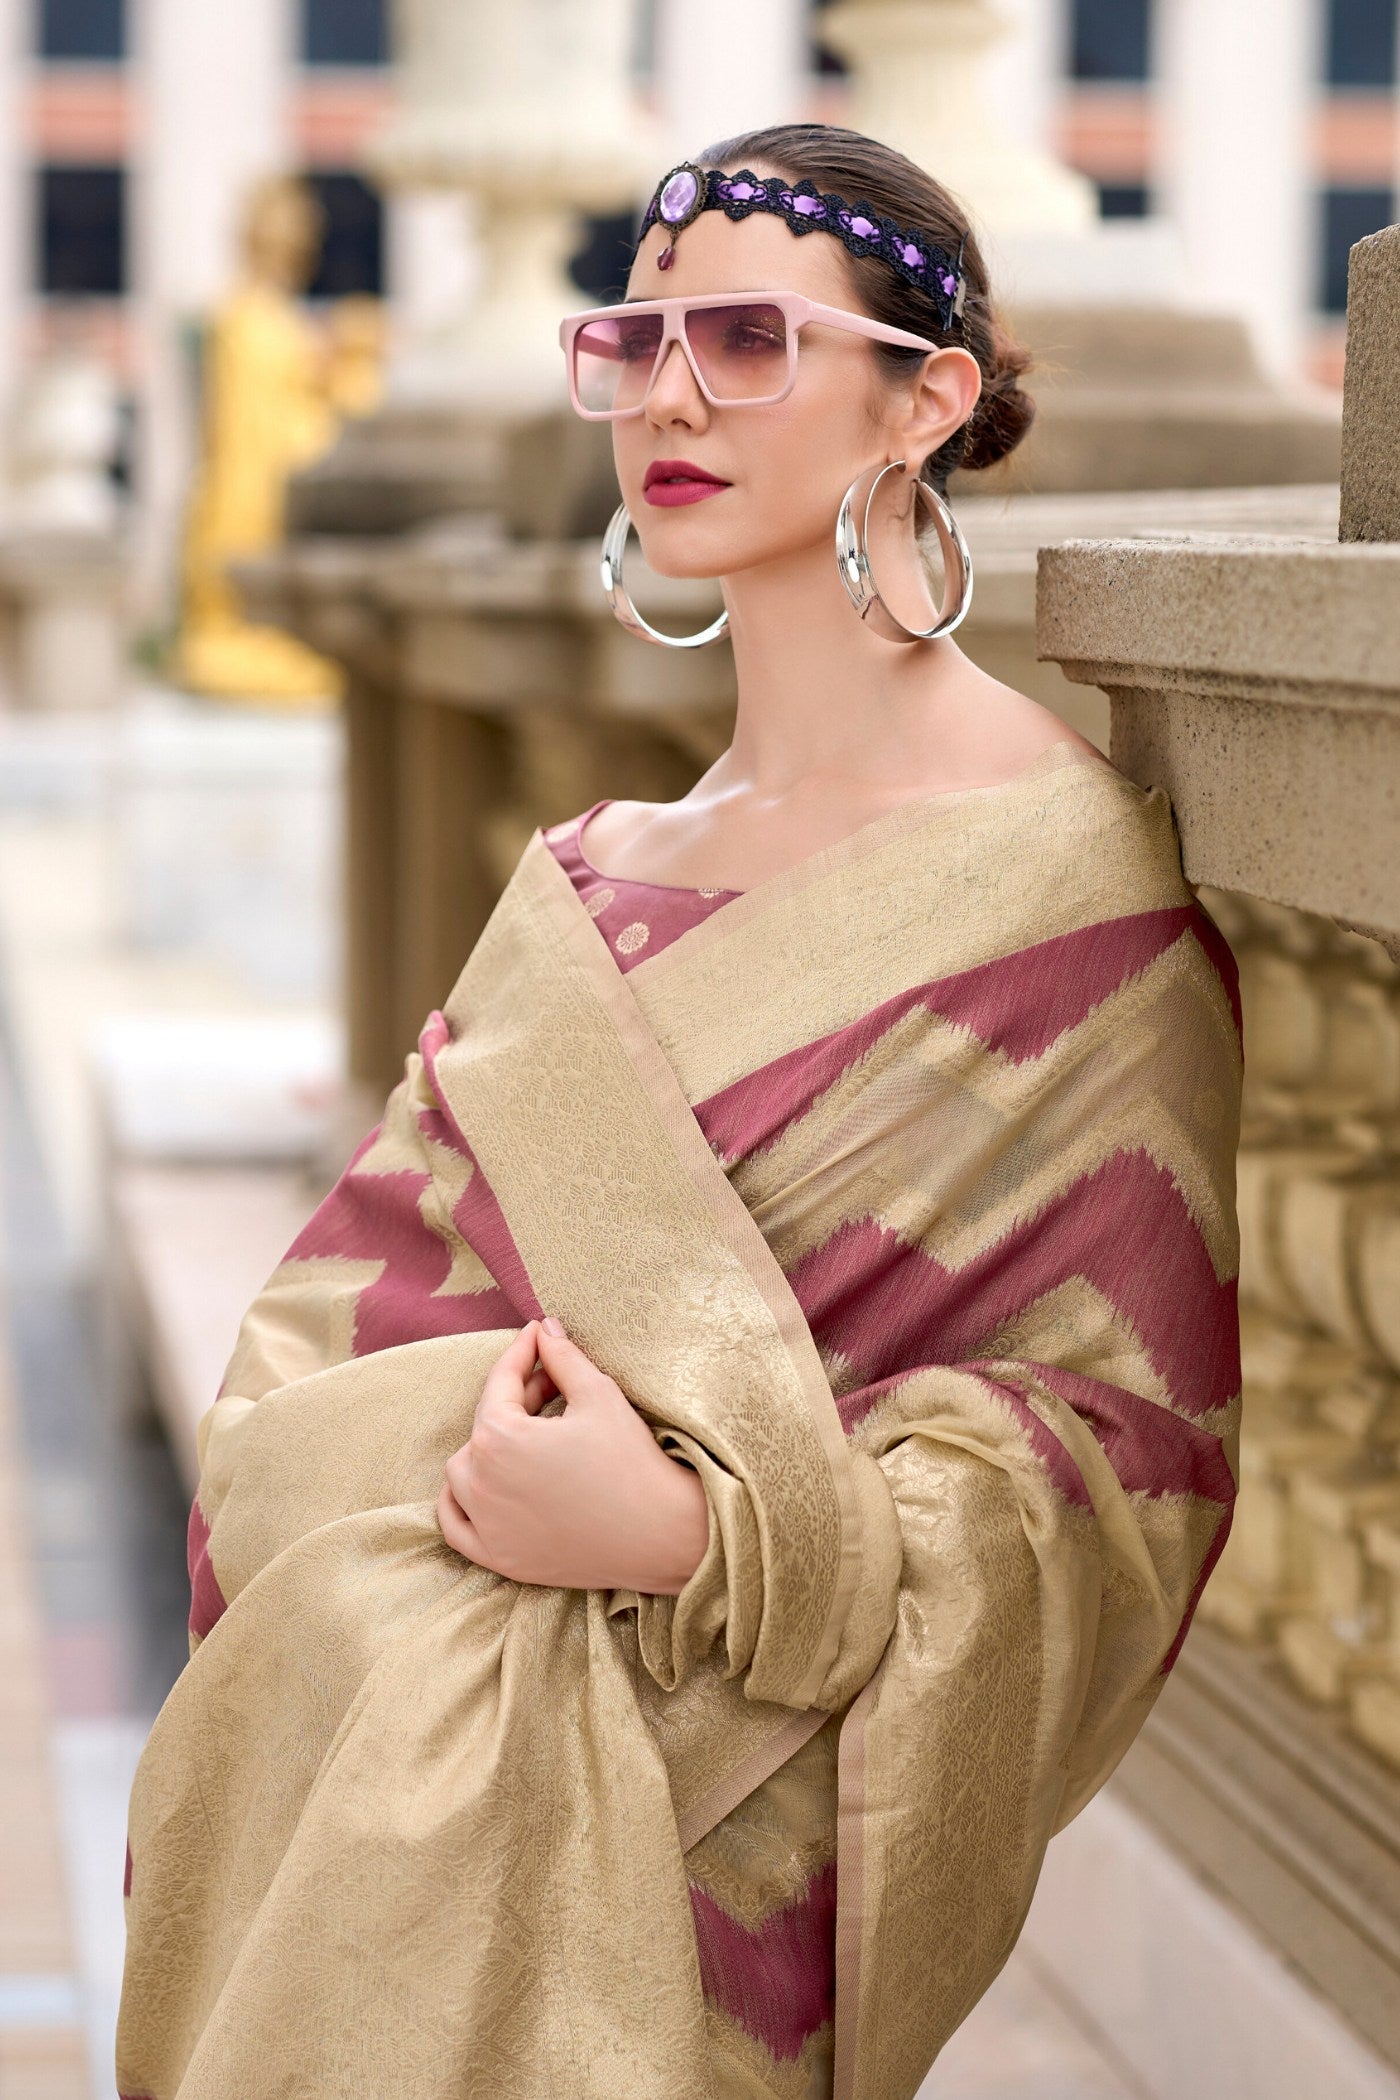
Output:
[{"xmin": 558, "ymin": 289, "xmax": 941, "ymax": 420}]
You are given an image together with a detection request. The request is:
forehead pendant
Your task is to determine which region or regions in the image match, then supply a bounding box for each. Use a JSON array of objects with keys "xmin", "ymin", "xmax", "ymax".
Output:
[{"xmin": 652, "ymin": 161, "xmax": 707, "ymax": 270}]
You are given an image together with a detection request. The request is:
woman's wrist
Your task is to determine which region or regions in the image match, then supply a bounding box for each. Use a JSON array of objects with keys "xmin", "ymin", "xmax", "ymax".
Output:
[{"xmin": 635, "ymin": 1459, "xmax": 710, "ymax": 1596}]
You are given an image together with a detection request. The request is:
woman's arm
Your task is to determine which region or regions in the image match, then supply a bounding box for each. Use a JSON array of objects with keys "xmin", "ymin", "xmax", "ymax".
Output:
[{"xmin": 437, "ymin": 1318, "xmax": 711, "ymax": 1594}]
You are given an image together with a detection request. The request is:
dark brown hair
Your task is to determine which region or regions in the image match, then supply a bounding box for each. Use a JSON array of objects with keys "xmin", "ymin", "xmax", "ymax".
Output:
[{"xmin": 688, "ymin": 122, "xmax": 1035, "ymax": 494}]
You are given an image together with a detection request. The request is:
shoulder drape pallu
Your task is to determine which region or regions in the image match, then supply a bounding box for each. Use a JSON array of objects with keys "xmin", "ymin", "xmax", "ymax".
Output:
[{"xmin": 116, "ymin": 743, "xmax": 1244, "ymax": 2100}]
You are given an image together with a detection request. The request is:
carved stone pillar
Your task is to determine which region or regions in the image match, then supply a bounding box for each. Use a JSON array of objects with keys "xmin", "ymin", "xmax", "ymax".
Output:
[
  {"xmin": 367, "ymin": 0, "xmax": 658, "ymax": 405},
  {"xmin": 131, "ymin": 0, "xmax": 293, "ymax": 614},
  {"xmin": 817, "ymin": 0, "xmax": 1097, "ymax": 240},
  {"xmin": 1153, "ymin": 0, "xmax": 1321, "ymax": 380},
  {"xmin": 653, "ymin": 0, "xmax": 809, "ymax": 152}
]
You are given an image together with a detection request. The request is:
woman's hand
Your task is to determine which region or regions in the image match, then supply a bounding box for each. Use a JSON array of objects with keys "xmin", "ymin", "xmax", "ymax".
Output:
[{"xmin": 436, "ymin": 1319, "xmax": 710, "ymax": 1594}]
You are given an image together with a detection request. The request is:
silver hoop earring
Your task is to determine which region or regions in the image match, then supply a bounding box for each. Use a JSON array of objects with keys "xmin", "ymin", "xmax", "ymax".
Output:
[
  {"xmin": 834, "ymin": 459, "xmax": 974, "ymax": 643},
  {"xmin": 599, "ymin": 501, "xmax": 730, "ymax": 649}
]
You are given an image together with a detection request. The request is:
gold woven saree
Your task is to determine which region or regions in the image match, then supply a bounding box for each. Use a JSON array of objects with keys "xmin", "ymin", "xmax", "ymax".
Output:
[{"xmin": 116, "ymin": 742, "xmax": 1243, "ymax": 2100}]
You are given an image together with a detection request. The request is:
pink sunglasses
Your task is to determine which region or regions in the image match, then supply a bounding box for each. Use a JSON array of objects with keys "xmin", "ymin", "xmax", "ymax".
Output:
[{"xmin": 558, "ymin": 289, "xmax": 940, "ymax": 420}]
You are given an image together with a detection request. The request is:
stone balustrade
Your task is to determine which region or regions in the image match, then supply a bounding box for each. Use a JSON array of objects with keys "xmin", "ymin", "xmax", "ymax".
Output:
[
  {"xmin": 1184, "ymin": 888, "xmax": 1400, "ymax": 1771},
  {"xmin": 1026, "ymin": 223, "xmax": 1400, "ymax": 2076},
  {"xmin": 1034, "ymin": 231, "xmax": 1400, "ymax": 1792}
]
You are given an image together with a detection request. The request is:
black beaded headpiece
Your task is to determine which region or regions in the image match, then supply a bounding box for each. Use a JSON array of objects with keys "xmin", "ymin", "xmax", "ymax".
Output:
[{"xmin": 636, "ymin": 161, "xmax": 969, "ymax": 333}]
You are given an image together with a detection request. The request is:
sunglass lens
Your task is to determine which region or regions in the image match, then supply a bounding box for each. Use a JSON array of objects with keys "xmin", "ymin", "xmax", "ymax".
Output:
[
  {"xmin": 572, "ymin": 311, "xmax": 663, "ymax": 413},
  {"xmin": 685, "ymin": 303, "xmax": 789, "ymax": 401}
]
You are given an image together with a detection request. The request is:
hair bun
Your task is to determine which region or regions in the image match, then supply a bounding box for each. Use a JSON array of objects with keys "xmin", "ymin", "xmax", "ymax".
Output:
[
  {"xmin": 687, "ymin": 122, "xmax": 1039, "ymax": 485},
  {"xmin": 958, "ymin": 320, "xmax": 1036, "ymax": 473}
]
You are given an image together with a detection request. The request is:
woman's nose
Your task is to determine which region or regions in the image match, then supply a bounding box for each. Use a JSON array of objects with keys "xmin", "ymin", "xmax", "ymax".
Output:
[{"xmin": 646, "ymin": 338, "xmax": 706, "ymax": 419}]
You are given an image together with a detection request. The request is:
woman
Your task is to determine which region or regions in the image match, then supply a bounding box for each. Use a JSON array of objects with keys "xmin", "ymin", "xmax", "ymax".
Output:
[{"xmin": 117, "ymin": 125, "xmax": 1243, "ymax": 2100}]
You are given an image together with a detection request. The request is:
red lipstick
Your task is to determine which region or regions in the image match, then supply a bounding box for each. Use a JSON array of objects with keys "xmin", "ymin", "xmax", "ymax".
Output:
[{"xmin": 643, "ymin": 457, "xmax": 731, "ymax": 507}]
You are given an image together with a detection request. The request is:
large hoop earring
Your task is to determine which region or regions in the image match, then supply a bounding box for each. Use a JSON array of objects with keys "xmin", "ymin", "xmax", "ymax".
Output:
[
  {"xmin": 599, "ymin": 501, "xmax": 730, "ymax": 649},
  {"xmin": 834, "ymin": 459, "xmax": 974, "ymax": 643}
]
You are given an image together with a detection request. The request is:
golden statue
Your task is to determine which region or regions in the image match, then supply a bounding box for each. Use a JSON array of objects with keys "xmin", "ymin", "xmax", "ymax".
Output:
[{"xmin": 174, "ymin": 174, "xmax": 385, "ymax": 706}]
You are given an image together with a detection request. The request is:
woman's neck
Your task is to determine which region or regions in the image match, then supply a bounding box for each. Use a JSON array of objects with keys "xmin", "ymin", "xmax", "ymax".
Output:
[
  {"xmin": 578, "ymin": 527, "xmax": 1102, "ymax": 890},
  {"xmin": 707, "ymin": 536, "xmax": 1006, "ymax": 808}
]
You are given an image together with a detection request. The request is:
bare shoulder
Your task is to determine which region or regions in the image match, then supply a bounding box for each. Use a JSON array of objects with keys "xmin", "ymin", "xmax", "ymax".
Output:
[
  {"xmin": 575, "ymin": 796, "xmax": 656, "ymax": 869},
  {"xmin": 932, "ymin": 673, "xmax": 1115, "ymax": 787}
]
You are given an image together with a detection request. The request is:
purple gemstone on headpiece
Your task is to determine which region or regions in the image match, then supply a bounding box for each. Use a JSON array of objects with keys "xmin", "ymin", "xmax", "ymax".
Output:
[{"xmin": 659, "ymin": 169, "xmax": 699, "ymax": 224}]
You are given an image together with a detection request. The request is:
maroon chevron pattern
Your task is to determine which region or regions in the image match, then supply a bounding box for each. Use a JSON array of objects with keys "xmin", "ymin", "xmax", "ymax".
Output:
[{"xmin": 173, "ymin": 836, "xmax": 1240, "ymax": 2089}]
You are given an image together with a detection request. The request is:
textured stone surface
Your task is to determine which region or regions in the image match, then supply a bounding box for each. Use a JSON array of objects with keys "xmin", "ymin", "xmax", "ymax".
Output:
[
  {"xmin": 1038, "ymin": 536, "xmax": 1400, "ymax": 690},
  {"xmin": 1107, "ymin": 684, "xmax": 1400, "ymax": 931},
  {"xmin": 1340, "ymin": 223, "xmax": 1400, "ymax": 543},
  {"xmin": 1035, "ymin": 535, "xmax": 1400, "ymax": 933}
]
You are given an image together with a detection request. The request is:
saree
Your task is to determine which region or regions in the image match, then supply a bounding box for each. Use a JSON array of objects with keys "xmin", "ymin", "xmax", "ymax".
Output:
[{"xmin": 116, "ymin": 739, "xmax": 1243, "ymax": 2100}]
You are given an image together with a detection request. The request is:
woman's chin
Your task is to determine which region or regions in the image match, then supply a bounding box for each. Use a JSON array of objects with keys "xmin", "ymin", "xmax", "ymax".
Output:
[{"xmin": 633, "ymin": 534, "xmax": 733, "ymax": 584}]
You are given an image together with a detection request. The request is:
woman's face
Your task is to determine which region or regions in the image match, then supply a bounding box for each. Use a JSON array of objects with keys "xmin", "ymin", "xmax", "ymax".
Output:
[{"xmin": 612, "ymin": 167, "xmax": 982, "ymax": 584}]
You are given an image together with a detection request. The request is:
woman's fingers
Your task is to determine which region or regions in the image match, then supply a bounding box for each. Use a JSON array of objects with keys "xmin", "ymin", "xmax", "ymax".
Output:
[
  {"xmin": 487, "ymin": 1320, "xmax": 542, "ymax": 1377},
  {"xmin": 533, "ymin": 1319, "xmax": 612, "ymax": 1404},
  {"xmin": 444, "ymin": 1440, "xmax": 474, "ymax": 1509},
  {"xmin": 480, "ymin": 1321, "xmax": 551, "ymax": 1417},
  {"xmin": 520, "ymin": 1362, "xmax": 557, "ymax": 1414},
  {"xmin": 435, "ymin": 1480, "xmax": 491, "ymax": 1566}
]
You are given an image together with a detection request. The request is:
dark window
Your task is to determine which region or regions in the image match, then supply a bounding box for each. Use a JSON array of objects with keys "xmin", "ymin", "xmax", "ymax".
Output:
[
  {"xmin": 1071, "ymin": 0, "xmax": 1152, "ymax": 80},
  {"xmin": 810, "ymin": 0, "xmax": 850, "ymax": 75},
  {"xmin": 1319, "ymin": 187, "xmax": 1396, "ymax": 312},
  {"xmin": 301, "ymin": 0, "xmax": 386, "ymax": 66},
  {"xmin": 38, "ymin": 165, "xmax": 125, "ymax": 294},
  {"xmin": 1098, "ymin": 182, "xmax": 1151, "ymax": 218},
  {"xmin": 1325, "ymin": 0, "xmax": 1396, "ymax": 85},
  {"xmin": 37, "ymin": 0, "xmax": 124, "ymax": 59},
  {"xmin": 302, "ymin": 171, "xmax": 383, "ymax": 297},
  {"xmin": 569, "ymin": 210, "xmax": 638, "ymax": 305}
]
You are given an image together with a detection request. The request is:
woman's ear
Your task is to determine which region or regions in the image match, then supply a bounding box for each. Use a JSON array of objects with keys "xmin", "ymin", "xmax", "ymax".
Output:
[{"xmin": 905, "ymin": 345, "xmax": 983, "ymax": 473}]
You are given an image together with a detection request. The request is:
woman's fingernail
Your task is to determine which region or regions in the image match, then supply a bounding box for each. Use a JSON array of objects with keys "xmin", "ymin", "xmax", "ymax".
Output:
[{"xmin": 541, "ymin": 1315, "xmax": 565, "ymax": 1336}]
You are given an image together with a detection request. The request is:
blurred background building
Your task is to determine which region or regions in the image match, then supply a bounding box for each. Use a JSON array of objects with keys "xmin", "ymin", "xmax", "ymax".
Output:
[
  {"xmin": 1, "ymin": 2, "xmax": 1399, "ymax": 2097},
  {"xmin": 0, "ymin": 0, "xmax": 1396, "ymax": 600}
]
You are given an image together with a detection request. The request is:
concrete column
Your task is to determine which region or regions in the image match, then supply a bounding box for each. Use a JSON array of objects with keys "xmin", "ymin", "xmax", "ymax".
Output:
[
  {"xmin": 818, "ymin": 0, "xmax": 1097, "ymax": 243},
  {"xmin": 651, "ymin": 0, "xmax": 809, "ymax": 158},
  {"xmin": 982, "ymin": 0, "xmax": 1068, "ymax": 156},
  {"xmin": 383, "ymin": 191, "xmax": 478, "ymax": 347},
  {"xmin": 129, "ymin": 0, "xmax": 294, "ymax": 618},
  {"xmin": 1153, "ymin": 0, "xmax": 1322, "ymax": 382}
]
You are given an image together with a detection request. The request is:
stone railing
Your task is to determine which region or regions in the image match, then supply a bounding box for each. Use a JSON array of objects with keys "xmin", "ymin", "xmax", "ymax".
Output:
[
  {"xmin": 1034, "ymin": 385, "xmax": 1400, "ymax": 1789},
  {"xmin": 1031, "ymin": 223, "xmax": 1400, "ymax": 2073},
  {"xmin": 1190, "ymin": 887, "xmax": 1400, "ymax": 1768},
  {"xmin": 238, "ymin": 517, "xmax": 736, "ymax": 1106}
]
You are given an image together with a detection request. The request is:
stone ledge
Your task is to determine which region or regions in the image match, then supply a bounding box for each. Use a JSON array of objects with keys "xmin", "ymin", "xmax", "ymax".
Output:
[
  {"xmin": 102, "ymin": 1158, "xmax": 323, "ymax": 1492},
  {"xmin": 1037, "ymin": 536, "xmax": 1400, "ymax": 695},
  {"xmin": 1033, "ymin": 527, "xmax": 1400, "ymax": 930}
]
